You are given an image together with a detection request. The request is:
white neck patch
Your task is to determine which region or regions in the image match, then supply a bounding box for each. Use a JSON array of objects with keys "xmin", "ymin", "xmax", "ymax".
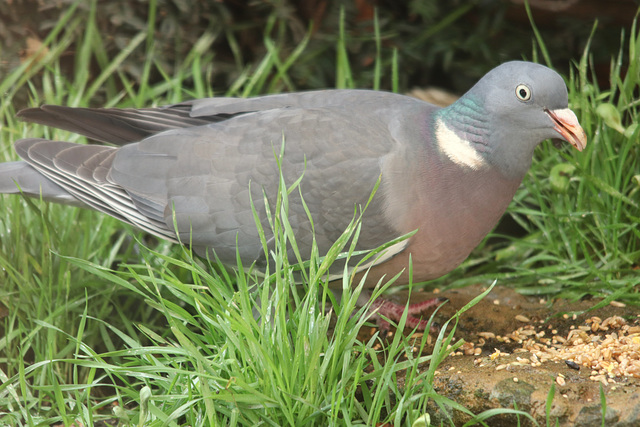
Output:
[{"xmin": 435, "ymin": 117, "xmax": 488, "ymax": 170}]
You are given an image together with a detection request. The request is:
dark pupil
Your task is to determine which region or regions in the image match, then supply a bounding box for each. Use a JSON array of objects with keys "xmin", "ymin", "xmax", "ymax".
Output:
[{"xmin": 519, "ymin": 88, "xmax": 528, "ymax": 98}]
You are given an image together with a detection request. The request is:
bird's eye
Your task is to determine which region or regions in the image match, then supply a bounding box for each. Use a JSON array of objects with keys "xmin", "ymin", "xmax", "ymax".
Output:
[{"xmin": 515, "ymin": 84, "xmax": 531, "ymax": 101}]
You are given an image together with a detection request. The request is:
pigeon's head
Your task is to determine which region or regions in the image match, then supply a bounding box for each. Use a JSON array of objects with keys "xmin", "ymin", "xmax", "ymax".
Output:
[
  {"xmin": 437, "ymin": 61, "xmax": 587, "ymax": 178},
  {"xmin": 476, "ymin": 61, "xmax": 586, "ymax": 149}
]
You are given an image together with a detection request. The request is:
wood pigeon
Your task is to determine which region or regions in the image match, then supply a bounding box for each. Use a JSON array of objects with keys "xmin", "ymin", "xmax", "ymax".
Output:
[{"xmin": 0, "ymin": 61, "xmax": 587, "ymax": 329}]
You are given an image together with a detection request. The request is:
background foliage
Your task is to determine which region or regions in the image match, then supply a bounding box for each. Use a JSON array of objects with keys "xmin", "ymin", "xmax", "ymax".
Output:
[{"xmin": 1, "ymin": 0, "xmax": 633, "ymax": 106}]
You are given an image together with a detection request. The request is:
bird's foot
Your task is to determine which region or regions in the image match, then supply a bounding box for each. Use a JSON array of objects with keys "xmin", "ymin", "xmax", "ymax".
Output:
[{"xmin": 364, "ymin": 294, "xmax": 444, "ymax": 333}]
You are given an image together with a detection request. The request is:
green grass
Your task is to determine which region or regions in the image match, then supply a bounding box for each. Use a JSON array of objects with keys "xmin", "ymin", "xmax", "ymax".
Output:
[{"xmin": 0, "ymin": 1, "xmax": 637, "ymax": 426}]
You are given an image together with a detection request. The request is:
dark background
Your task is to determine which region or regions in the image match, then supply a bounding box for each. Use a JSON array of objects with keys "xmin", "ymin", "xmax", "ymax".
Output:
[{"xmin": 1, "ymin": 0, "xmax": 637, "ymax": 102}]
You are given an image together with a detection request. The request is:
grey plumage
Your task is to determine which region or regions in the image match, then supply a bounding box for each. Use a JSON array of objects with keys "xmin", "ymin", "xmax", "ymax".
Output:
[{"xmin": 0, "ymin": 61, "xmax": 587, "ymax": 289}]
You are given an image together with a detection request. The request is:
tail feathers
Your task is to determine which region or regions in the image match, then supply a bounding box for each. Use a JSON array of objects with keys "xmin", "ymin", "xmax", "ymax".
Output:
[
  {"xmin": 9, "ymin": 138, "xmax": 178, "ymax": 241},
  {"xmin": 16, "ymin": 104, "xmax": 220, "ymax": 145},
  {"xmin": 0, "ymin": 161, "xmax": 83, "ymax": 206}
]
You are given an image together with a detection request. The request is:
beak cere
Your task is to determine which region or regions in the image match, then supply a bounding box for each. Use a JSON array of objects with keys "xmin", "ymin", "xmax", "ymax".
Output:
[{"xmin": 545, "ymin": 108, "xmax": 588, "ymax": 151}]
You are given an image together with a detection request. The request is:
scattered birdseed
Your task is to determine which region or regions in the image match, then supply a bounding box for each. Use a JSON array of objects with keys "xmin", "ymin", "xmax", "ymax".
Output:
[
  {"xmin": 515, "ymin": 314, "xmax": 530, "ymax": 322},
  {"xmin": 470, "ymin": 314, "xmax": 640, "ymax": 383},
  {"xmin": 556, "ymin": 375, "xmax": 566, "ymax": 386},
  {"xmin": 478, "ymin": 332, "xmax": 496, "ymax": 339},
  {"xmin": 565, "ymin": 360, "xmax": 580, "ymax": 370},
  {"xmin": 460, "ymin": 342, "xmax": 476, "ymax": 355},
  {"xmin": 610, "ymin": 301, "xmax": 626, "ymax": 308}
]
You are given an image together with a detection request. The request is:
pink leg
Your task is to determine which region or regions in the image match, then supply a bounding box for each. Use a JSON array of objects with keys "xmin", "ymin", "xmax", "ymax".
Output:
[{"xmin": 361, "ymin": 293, "xmax": 443, "ymax": 332}]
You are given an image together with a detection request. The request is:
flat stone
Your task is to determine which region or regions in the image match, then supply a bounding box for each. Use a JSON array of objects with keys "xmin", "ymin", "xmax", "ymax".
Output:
[{"xmin": 384, "ymin": 284, "xmax": 640, "ymax": 427}]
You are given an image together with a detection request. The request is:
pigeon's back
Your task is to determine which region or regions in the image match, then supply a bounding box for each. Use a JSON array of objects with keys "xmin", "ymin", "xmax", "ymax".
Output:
[
  {"xmin": 5, "ymin": 90, "xmax": 439, "ymax": 275},
  {"xmin": 2, "ymin": 60, "xmax": 587, "ymax": 287}
]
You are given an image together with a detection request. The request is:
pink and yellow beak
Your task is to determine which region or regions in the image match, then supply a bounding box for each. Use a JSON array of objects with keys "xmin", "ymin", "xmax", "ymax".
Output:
[{"xmin": 545, "ymin": 108, "xmax": 588, "ymax": 151}]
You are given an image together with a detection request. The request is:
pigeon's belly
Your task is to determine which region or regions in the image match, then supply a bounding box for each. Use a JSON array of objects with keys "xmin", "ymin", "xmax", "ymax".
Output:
[
  {"xmin": 409, "ymin": 215, "xmax": 497, "ymax": 280},
  {"xmin": 357, "ymin": 167, "xmax": 522, "ymax": 287},
  {"xmin": 356, "ymin": 216, "xmax": 496, "ymax": 287},
  {"xmin": 420, "ymin": 176, "xmax": 520, "ymax": 278}
]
